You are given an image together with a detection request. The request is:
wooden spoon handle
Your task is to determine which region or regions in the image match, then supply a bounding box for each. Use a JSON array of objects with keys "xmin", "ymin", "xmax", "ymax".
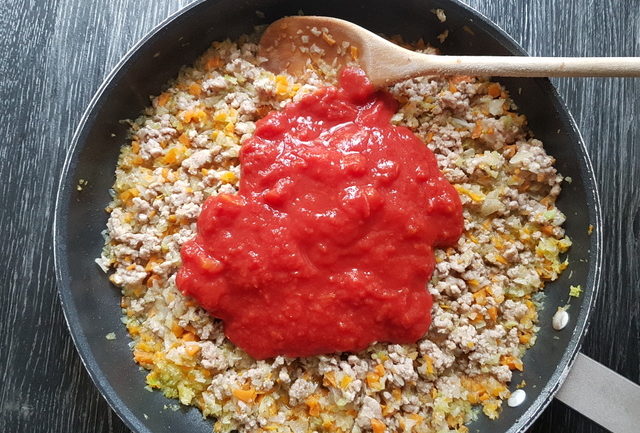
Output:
[{"xmin": 405, "ymin": 54, "xmax": 640, "ymax": 78}]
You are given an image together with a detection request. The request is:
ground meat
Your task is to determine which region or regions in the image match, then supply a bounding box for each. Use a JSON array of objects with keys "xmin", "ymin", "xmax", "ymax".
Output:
[
  {"xmin": 356, "ymin": 396, "xmax": 383, "ymax": 428},
  {"xmin": 288, "ymin": 378, "xmax": 317, "ymax": 405}
]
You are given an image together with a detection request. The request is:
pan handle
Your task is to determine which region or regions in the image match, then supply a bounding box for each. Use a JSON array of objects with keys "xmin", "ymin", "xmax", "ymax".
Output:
[{"xmin": 555, "ymin": 352, "xmax": 640, "ymax": 433}]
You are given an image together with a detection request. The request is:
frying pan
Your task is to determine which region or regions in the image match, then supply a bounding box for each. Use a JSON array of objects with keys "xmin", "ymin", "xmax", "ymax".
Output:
[{"xmin": 53, "ymin": 0, "xmax": 638, "ymax": 432}]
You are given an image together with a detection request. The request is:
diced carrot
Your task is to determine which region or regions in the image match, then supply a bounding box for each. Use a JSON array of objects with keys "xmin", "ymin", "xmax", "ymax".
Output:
[
  {"xmin": 450, "ymin": 75, "xmax": 474, "ymax": 84},
  {"xmin": 323, "ymin": 371, "xmax": 337, "ymax": 387},
  {"xmin": 321, "ymin": 32, "xmax": 336, "ymax": 45},
  {"xmin": 161, "ymin": 168, "xmax": 170, "ymax": 181},
  {"xmin": 381, "ymin": 403, "xmax": 395, "ymax": 416},
  {"xmin": 487, "ymin": 307, "xmax": 498, "ymax": 321},
  {"xmin": 185, "ymin": 345, "xmax": 201, "ymax": 356},
  {"xmin": 408, "ymin": 413, "xmax": 424, "ymax": 423},
  {"xmin": 157, "ymin": 92, "xmax": 171, "ymax": 106},
  {"xmin": 162, "ymin": 145, "xmax": 186, "ymax": 165},
  {"xmin": 540, "ymin": 195, "xmax": 553, "ymax": 207},
  {"xmin": 500, "ymin": 355, "xmax": 524, "ymax": 371},
  {"xmin": 131, "ymin": 141, "xmax": 140, "ymax": 154},
  {"xmin": 171, "ymin": 323, "xmax": 184, "ymax": 338},
  {"xmin": 275, "ymin": 75, "xmax": 289, "ymax": 96},
  {"xmin": 446, "ymin": 414, "xmax": 459, "ymax": 426},
  {"xmin": 487, "ymin": 83, "xmax": 501, "ymax": 98},
  {"xmin": 472, "ymin": 289, "xmax": 487, "ymax": 305},
  {"xmin": 305, "ymin": 395, "xmax": 321, "ymax": 416},
  {"xmin": 371, "ymin": 419, "xmax": 386, "ymax": 433},
  {"xmin": 469, "ymin": 314, "xmax": 484, "ymax": 325},
  {"xmin": 145, "ymin": 257, "xmax": 161, "ymax": 272},
  {"xmin": 232, "ymin": 387, "xmax": 256, "ymax": 403},
  {"xmin": 178, "ymin": 133, "xmax": 190, "ymax": 146},
  {"xmin": 502, "ymin": 144, "xmax": 517, "ymax": 158},
  {"xmin": 146, "ymin": 274, "xmax": 160, "ymax": 288},
  {"xmin": 180, "ymin": 109, "xmax": 207, "ymax": 123},
  {"xmin": 514, "ymin": 359, "xmax": 524, "ymax": 371},
  {"xmin": 182, "ymin": 332, "xmax": 198, "ymax": 342},
  {"xmin": 188, "ymin": 83, "xmax": 202, "ymax": 97},
  {"xmin": 541, "ymin": 225, "xmax": 555, "ymax": 236},
  {"xmin": 213, "ymin": 111, "xmax": 228, "ymax": 122},
  {"xmin": 425, "ymin": 131, "xmax": 434, "ymax": 143},
  {"xmin": 490, "ymin": 385, "xmax": 506, "ymax": 397},
  {"xmin": 491, "ymin": 236, "xmax": 505, "ymax": 249},
  {"xmin": 350, "ymin": 45, "xmax": 359, "ymax": 61},
  {"xmin": 133, "ymin": 350, "xmax": 154, "ymax": 365},
  {"xmin": 340, "ymin": 375, "xmax": 352, "ymax": 389},
  {"xmin": 423, "ymin": 356, "xmax": 434, "ymax": 375},
  {"xmin": 453, "ymin": 184, "xmax": 484, "ymax": 202},
  {"xmin": 205, "ymin": 56, "xmax": 222, "ymax": 71},
  {"xmin": 219, "ymin": 171, "xmax": 236, "ymax": 184},
  {"xmin": 127, "ymin": 323, "xmax": 140, "ymax": 336},
  {"xmin": 119, "ymin": 187, "xmax": 140, "ymax": 204},
  {"xmin": 366, "ymin": 372, "xmax": 380, "ymax": 387}
]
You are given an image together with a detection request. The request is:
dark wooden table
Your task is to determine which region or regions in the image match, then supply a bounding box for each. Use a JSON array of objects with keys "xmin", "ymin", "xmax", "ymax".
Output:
[{"xmin": 1, "ymin": 0, "xmax": 638, "ymax": 432}]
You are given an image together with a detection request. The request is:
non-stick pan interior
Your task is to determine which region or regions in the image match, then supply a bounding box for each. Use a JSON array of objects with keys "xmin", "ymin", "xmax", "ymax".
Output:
[{"xmin": 55, "ymin": 1, "xmax": 601, "ymax": 433}]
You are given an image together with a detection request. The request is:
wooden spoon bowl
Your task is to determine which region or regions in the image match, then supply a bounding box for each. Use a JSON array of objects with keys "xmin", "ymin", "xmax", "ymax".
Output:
[{"xmin": 259, "ymin": 16, "xmax": 640, "ymax": 87}]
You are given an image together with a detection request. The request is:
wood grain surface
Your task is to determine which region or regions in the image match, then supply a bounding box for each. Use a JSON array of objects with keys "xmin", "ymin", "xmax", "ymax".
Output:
[{"xmin": 0, "ymin": 0, "xmax": 637, "ymax": 432}]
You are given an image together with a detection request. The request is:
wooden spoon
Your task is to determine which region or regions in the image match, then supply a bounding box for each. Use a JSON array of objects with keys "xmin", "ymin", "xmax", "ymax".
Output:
[{"xmin": 259, "ymin": 16, "xmax": 640, "ymax": 87}]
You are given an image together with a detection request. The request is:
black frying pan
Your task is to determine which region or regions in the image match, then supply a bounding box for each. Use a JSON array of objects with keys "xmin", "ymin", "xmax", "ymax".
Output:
[{"xmin": 54, "ymin": 1, "xmax": 602, "ymax": 432}]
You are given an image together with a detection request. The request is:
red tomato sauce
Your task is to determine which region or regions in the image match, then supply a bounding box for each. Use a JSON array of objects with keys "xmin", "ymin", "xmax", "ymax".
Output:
[{"xmin": 177, "ymin": 68, "xmax": 463, "ymax": 359}]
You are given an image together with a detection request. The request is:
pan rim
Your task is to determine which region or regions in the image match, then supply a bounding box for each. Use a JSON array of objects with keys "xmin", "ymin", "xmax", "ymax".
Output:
[{"xmin": 53, "ymin": 1, "xmax": 603, "ymax": 433}]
